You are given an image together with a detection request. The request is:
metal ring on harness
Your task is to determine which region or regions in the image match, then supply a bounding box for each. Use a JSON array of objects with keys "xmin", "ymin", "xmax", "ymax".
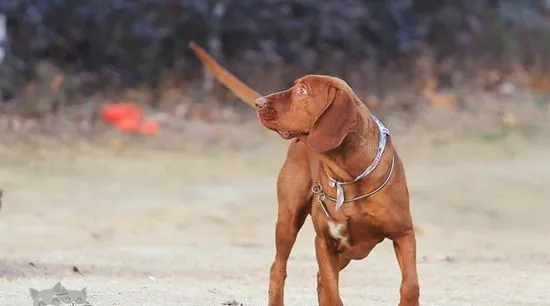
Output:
[{"xmin": 311, "ymin": 183, "xmax": 322, "ymax": 194}]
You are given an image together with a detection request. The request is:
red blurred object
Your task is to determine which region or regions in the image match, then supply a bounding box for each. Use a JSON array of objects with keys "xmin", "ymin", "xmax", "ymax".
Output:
[
  {"xmin": 100, "ymin": 102, "xmax": 142, "ymax": 124},
  {"xmin": 101, "ymin": 102, "xmax": 160, "ymax": 134},
  {"xmin": 139, "ymin": 120, "xmax": 159, "ymax": 135},
  {"xmin": 115, "ymin": 117, "xmax": 140, "ymax": 133}
]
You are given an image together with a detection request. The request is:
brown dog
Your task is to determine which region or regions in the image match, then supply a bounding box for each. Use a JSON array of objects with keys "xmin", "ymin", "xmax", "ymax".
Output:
[{"xmin": 189, "ymin": 42, "xmax": 420, "ymax": 306}]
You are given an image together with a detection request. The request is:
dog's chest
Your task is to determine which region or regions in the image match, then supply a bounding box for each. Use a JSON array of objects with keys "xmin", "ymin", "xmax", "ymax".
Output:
[
  {"xmin": 327, "ymin": 221, "xmax": 350, "ymax": 246},
  {"xmin": 325, "ymin": 214, "xmax": 384, "ymax": 259}
]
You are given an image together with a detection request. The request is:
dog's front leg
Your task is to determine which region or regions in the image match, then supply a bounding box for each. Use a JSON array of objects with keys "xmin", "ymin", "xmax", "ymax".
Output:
[
  {"xmin": 393, "ymin": 231, "xmax": 420, "ymax": 306},
  {"xmin": 315, "ymin": 235, "xmax": 343, "ymax": 306},
  {"xmin": 268, "ymin": 205, "xmax": 309, "ymax": 306},
  {"xmin": 268, "ymin": 149, "xmax": 312, "ymax": 306}
]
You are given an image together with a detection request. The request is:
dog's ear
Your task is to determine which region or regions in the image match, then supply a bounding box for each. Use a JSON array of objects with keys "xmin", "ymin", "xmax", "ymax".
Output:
[{"xmin": 307, "ymin": 85, "xmax": 358, "ymax": 152}]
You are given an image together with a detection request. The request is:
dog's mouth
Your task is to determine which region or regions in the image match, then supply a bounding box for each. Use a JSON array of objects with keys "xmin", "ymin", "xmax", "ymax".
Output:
[
  {"xmin": 256, "ymin": 108, "xmax": 300, "ymax": 140},
  {"xmin": 256, "ymin": 112, "xmax": 295, "ymax": 139},
  {"xmin": 276, "ymin": 129, "xmax": 295, "ymax": 139}
]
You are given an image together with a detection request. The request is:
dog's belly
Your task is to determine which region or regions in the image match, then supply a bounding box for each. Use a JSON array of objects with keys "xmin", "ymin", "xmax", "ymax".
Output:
[{"xmin": 327, "ymin": 219, "xmax": 384, "ymax": 260}]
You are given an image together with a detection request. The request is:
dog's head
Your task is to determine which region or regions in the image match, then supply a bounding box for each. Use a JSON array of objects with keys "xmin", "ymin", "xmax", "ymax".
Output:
[{"xmin": 255, "ymin": 75, "xmax": 359, "ymax": 152}]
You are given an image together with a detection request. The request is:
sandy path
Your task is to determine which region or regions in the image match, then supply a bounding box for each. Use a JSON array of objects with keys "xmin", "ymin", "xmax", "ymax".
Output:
[{"xmin": 1, "ymin": 127, "xmax": 550, "ymax": 306}]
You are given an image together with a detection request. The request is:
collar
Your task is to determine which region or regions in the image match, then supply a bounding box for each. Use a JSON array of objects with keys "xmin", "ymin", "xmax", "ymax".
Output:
[{"xmin": 317, "ymin": 113, "xmax": 391, "ymax": 211}]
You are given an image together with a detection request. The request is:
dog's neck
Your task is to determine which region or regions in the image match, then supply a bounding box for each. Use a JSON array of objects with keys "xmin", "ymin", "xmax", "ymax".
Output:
[{"xmin": 317, "ymin": 106, "xmax": 388, "ymax": 182}]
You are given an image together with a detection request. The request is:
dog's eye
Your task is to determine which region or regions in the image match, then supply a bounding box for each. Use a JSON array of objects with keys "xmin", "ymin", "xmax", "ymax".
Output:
[{"xmin": 296, "ymin": 86, "xmax": 308, "ymax": 97}]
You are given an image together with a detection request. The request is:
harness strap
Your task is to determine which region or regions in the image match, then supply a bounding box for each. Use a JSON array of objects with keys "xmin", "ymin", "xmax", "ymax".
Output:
[
  {"xmin": 312, "ymin": 153, "xmax": 395, "ymax": 219},
  {"xmin": 324, "ymin": 114, "xmax": 391, "ymax": 210}
]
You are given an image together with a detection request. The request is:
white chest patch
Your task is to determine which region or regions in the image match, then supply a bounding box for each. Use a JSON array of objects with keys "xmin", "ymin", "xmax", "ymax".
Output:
[{"xmin": 328, "ymin": 221, "xmax": 349, "ymax": 246}]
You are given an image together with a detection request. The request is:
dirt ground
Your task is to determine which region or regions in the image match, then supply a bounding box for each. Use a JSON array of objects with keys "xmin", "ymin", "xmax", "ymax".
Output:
[{"xmin": 1, "ymin": 109, "xmax": 550, "ymax": 306}]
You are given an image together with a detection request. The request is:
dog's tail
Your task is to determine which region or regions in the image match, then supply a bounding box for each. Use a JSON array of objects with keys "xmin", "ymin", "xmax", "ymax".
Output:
[{"xmin": 189, "ymin": 41, "xmax": 261, "ymax": 108}]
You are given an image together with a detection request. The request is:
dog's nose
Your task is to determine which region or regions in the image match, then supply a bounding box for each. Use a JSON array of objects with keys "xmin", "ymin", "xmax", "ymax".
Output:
[{"xmin": 255, "ymin": 97, "xmax": 267, "ymax": 108}]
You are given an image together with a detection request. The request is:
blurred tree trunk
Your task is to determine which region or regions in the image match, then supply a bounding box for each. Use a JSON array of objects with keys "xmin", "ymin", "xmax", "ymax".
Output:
[
  {"xmin": 0, "ymin": 13, "xmax": 9, "ymax": 103},
  {"xmin": 203, "ymin": 0, "xmax": 227, "ymax": 96}
]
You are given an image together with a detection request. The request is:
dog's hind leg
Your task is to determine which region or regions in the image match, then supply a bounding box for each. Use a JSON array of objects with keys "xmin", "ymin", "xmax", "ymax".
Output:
[{"xmin": 268, "ymin": 140, "xmax": 312, "ymax": 306}]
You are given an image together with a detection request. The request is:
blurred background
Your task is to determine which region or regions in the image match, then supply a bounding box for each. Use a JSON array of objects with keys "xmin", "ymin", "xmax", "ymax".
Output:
[
  {"xmin": 0, "ymin": 1, "xmax": 549, "ymax": 305},
  {"xmin": 1, "ymin": 0, "xmax": 550, "ymax": 126}
]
